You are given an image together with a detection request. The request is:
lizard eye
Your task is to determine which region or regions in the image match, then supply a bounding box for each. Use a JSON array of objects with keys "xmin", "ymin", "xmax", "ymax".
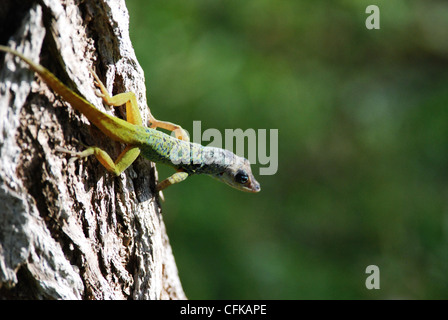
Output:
[{"xmin": 235, "ymin": 171, "xmax": 249, "ymax": 184}]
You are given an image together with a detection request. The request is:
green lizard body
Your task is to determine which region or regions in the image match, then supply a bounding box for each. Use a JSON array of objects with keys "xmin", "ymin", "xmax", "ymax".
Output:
[{"xmin": 0, "ymin": 45, "xmax": 260, "ymax": 192}]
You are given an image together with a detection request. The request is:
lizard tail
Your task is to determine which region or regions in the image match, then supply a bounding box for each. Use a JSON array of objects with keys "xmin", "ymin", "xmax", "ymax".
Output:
[{"xmin": 0, "ymin": 45, "xmax": 141, "ymax": 144}]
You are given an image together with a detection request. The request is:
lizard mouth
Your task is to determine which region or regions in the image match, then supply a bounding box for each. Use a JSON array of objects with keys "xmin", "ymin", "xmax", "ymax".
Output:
[{"xmin": 247, "ymin": 181, "xmax": 261, "ymax": 193}]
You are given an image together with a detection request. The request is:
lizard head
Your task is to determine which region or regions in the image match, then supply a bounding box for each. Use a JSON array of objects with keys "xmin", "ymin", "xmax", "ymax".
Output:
[{"xmin": 213, "ymin": 156, "xmax": 261, "ymax": 193}]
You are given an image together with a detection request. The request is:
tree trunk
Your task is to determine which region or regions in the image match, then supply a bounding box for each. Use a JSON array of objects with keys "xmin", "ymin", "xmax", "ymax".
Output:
[{"xmin": 0, "ymin": 0, "xmax": 186, "ymax": 300}]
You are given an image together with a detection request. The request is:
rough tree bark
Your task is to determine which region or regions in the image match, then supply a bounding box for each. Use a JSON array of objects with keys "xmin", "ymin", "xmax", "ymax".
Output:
[{"xmin": 0, "ymin": 0, "xmax": 186, "ymax": 299}]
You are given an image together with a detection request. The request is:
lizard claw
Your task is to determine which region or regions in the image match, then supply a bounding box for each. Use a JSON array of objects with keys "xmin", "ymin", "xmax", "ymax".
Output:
[
  {"xmin": 88, "ymin": 66, "xmax": 106, "ymax": 96},
  {"xmin": 55, "ymin": 146, "xmax": 95, "ymax": 163},
  {"xmin": 55, "ymin": 146, "xmax": 82, "ymax": 163},
  {"xmin": 93, "ymin": 86, "xmax": 105, "ymax": 98}
]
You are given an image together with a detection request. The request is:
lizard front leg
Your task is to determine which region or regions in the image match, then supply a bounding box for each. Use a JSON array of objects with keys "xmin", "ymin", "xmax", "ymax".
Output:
[{"xmin": 156, "ymin": 170, "xmax": 189, "ymax": 191}]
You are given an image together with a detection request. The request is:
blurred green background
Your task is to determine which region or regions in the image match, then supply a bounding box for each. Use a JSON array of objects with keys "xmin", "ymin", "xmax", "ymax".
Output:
[{"xmin": 127, "ymin": 0, "xmax": 448, "ymax": 299}]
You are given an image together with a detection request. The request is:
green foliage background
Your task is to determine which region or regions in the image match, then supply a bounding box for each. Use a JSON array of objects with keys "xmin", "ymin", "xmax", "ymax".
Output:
[{"xmin": 127, "ymin": 0, "xmax": 448, "ymax": 299}]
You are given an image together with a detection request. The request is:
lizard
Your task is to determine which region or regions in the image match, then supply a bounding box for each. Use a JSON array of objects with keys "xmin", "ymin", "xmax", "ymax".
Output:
[{"xmin": 0, "ymin": 45, "xmax": 261, "ymax": 193}]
